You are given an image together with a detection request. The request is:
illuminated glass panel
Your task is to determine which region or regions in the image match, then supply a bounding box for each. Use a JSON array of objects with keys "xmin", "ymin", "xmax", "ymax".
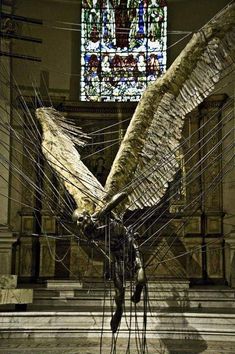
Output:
[{"xmin": 81, "ymin": 0, "xmax": 167, "ymax": 102}]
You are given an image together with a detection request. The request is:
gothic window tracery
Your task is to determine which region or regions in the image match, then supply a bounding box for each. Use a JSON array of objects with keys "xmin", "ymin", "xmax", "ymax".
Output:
[{"xmin": 81, "ymin": 0, "xmax": 167, "ymax": 101}]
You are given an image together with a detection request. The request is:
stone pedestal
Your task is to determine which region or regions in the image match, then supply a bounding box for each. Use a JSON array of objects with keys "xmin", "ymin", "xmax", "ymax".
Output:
[
  {"xmin": 0, "ymin": 275, "xmax": 33, "ymax": 306},
  {"xmin": 39, "ymin": 237, "xmax": 56, "ymax": 277},
  {"xmin": 0, "ymin": 228, "xmax": 17, "ymax": 275},
  {"xmin": 225, "ymin": 233, "xmax": 235, "ymax": 288},
  {"xmin": 70, "ymin": 240, "xmax": 103, "ymax": 279},
  {"xmin": 183, "ymin": 238, "xmax": 203, "ymax": 279},
  {"xmin": 206, "ymin": 238, "xmax": 224, "ymax": 279},
  {"xmin": 145, "ymin": 237, "xmax": 187, "ymax": 279},
  {"xmin": 0, "ymin": 275, "xmax": 17, "ymax": 289},
  {"xmin": 18, "ymin": 236, "xmax": 34, "ymax": 277},
  {"xmin": 0, "ymin": 289, "xmax": 33, "ymax": 305}
]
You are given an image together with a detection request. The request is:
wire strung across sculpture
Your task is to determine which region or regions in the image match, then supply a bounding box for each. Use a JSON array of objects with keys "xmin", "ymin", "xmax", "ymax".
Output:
[
  {"xmin": 0, "ymin": 1, "xmax": 234, "ymax": 342},
  {"xmin": 72, "ymin": 196, "xmax": 146, "ymax": 333},
  {"xmin": 32, "ymin": 3, "xmax": 235, "ymax": 332}
]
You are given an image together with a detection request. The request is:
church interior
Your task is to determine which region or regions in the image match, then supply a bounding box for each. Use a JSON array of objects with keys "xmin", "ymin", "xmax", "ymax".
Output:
[{"xmin": 0, "ymin": 0, "xmax": 235, "ymax": 353}]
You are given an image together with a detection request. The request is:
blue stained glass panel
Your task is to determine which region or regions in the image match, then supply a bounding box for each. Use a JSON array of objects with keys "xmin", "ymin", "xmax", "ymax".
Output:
[{"xmin": 81, "ymin": 0, "xmax": 167, "ymax": 102}]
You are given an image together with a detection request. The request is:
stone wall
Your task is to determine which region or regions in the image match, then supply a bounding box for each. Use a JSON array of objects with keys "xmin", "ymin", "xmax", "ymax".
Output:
[{"xmin": 0, "ymin": 0, "xmax": 234, "ymax": 284}]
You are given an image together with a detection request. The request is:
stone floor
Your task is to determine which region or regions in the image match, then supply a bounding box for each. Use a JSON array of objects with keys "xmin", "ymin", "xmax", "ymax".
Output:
[
  {"xmin": 0, "ymin": 338, "xmax": 235, "ymax": 353},
  {"xmin": 1, "ymin": 282, "xmax": 234, "ymax": 353}
]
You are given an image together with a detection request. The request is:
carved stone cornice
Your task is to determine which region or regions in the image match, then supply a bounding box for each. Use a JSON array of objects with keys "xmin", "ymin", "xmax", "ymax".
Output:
[
  {"xmin": 60, "ymin": 101, "xmax": 137, "ymax": 115},
  {"xmin": 225, "ymin": 231, "xmax": 235, "ymax": 246},
  {"xmin": 199, "ymin": 94, "xmax": 228, "ymax": 110},
  {"xmin": 17, "ymin": 96, "xmax": 137, "ymax": 118},
  {"xmin": 0, "ymin": 227, "xmax": 17, "ymax": 247}
]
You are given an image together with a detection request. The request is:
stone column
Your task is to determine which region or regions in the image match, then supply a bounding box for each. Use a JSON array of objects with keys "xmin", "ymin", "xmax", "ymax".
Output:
[
  {"xmin": 69, "ymin": 2, "xmax": 80, "ymax": 100},
  {"xmin": 39, "ymin": 236, "xmax": 56, "ymax": 278},
  {"xmin": 0, "ymin": 228, "xmax": 17, "ymax": 275},
  {"xmin": 222, "ymin": 91, "xmax": 235, "ymax": 286},
  {"xmin": 0, "ymin": 19, "xmax": 17, "ymax": 275},
  {"xmin": 225, "ymin": 233, "xmax": 235, "ymax": 288}
]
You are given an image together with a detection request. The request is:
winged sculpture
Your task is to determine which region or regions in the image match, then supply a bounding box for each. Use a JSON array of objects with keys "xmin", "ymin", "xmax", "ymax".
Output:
[{"xmin": 35, "ymin": 3, "xmax": 235, "ymax": 333}]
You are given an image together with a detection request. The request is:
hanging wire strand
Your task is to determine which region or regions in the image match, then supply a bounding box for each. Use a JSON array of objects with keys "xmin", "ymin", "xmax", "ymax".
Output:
[
  {"xmin": 0, "ymin": 67, "xmax": 108, "ymax": 204},
  {"xmin": 131, "ymin": 110, "xmax": 234, "ymax": 233},
  {"xmin": 0, "ymin": 147, "xmax": 73, "ymax": 223},
  {"xmin": 145, "ymin": 153, "xmax": 235, "ymax": 272},
  {"xmin": 0, "ymin": 58, "xmax": 232, "ymax": 254},
  {"xmin": 136, "ymin": 140, "xmax": 234, "ymax": 244},
  {"xmin": 1, "ymin": 70, "xmax": 110, "ymax": 269},
  {"xmin": 151, "ymin": 229, "xmax": 233, "ymax": 270},
  {"xmin": 0, "ymin": 4, "xmax": 234, "ymax": 351},
  {"xmin": 1, "ymin": 53, "xmax": 111, "ymax": 274},
  {"xmin": 126, "ymin": 124, "xmax": 234, "ymax": 280},
  {"xmin": 140, "ymin": 138, "xmax": 235, "ymax": 248},
  {"xmin": 0, "ymin": 105, "xmax": 75, "ymax": 215},
  {"xmin": 108, "ymin": 135, "xmax": 235, "ymax": 280},
  {"xmin": 123, "ymin": 90, "xmax": 234, "ymax": 227},
  {"xmin": 0, "ymin": 63, "xmax": 233, "ymax": 276},
  {"xmin": 117, "ymin": 64, "xmax": 234, "ymax": 201},
  {"xmin": 0, "ymin": 66, "xmax": 107, "ymax": 201}
]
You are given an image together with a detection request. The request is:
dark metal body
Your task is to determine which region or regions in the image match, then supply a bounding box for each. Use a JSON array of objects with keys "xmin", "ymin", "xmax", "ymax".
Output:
[{"xmin": 76, "ymin": 212, "xmax": 146, "ymax": 333}]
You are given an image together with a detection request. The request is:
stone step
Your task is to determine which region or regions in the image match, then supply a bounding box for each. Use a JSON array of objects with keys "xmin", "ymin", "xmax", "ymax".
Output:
[
  {"xmin": 29, "ymin": 296, "xmax": 235, "ymax": 311},
  {"xmin": 188, "ymin": 289, "xmax": 235, "ymax": 298},
  {"xmin": 24, "ymin": 282, "xmax": 235, "ymax": 314},
  {"xmin": 82, "ymin": 279, "xmax": 190, "ymax": 290},
  {"xmin": 45, "ymin": 280, "xmax": 83, "ymax": 289},
  {"xmin": 33, "ymin": 287, "xmax": 235, "ymax": 299},
  {"xmin": 0, "ymin": 339, "xmax": 235, "ymax": 354},
  {"xmin": 1, "ymin": 311, "xmax": 235, "ymax": 342}
]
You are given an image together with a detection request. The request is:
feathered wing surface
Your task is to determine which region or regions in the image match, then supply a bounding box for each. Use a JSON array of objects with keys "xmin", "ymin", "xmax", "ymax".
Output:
[
  {"xmin": 100, "ymin": 3, "xmax": 235, "ymax": 214},
  {"xmin": 35, "ymin": 107, "xmax": 106, "ymax": 214},
  {"xmin": 35, "ymin": 5, "xmax": 235, "ymax": 219}
]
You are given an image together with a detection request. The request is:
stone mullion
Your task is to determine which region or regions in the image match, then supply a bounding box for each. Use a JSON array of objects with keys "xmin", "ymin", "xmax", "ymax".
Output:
[
  {"xmin": 201, "ymin": 106, "xmax": 222, "ymax": 213},
  {"xmin": 0, "ymin": 12, "xmax": 17, "ymax": 275},
  {"xmin": 21, "ymin": 126, "xmax": 36, "ymax": 214},
  {"xmin": 223, "ymin": 93, "xmax": 235, "ymax": 287},
  {"xmin": 0, "ymin": 35, "xmax": 11, "ymax": 227},
  {"xmin": 184, "ymin": 109, "xmax": 202, "ymax": 213},
  {"xmin": 41, "ymin": 161, "xmax": 59, "ymax": 217}
]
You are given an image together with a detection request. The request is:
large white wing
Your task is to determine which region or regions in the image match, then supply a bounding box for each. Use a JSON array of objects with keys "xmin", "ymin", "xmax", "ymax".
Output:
[
  {"xmin": 101, "ymin": 3, "xmax": 235, "ymax": 213},
  {"xmin": 35, "ymin": 107, "xmax": 105, "ymax": 214}
]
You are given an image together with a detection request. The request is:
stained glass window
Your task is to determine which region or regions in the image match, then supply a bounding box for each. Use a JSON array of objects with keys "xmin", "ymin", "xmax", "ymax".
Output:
[{"xmin": 81, "ymin": 0, "xmax": 167, "ymax": 102}]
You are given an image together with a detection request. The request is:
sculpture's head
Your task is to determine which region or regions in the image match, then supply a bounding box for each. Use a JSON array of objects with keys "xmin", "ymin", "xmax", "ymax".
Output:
[{"xmin": 72, "ymin": 209, "xmax": 93, "ymax": 234}]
